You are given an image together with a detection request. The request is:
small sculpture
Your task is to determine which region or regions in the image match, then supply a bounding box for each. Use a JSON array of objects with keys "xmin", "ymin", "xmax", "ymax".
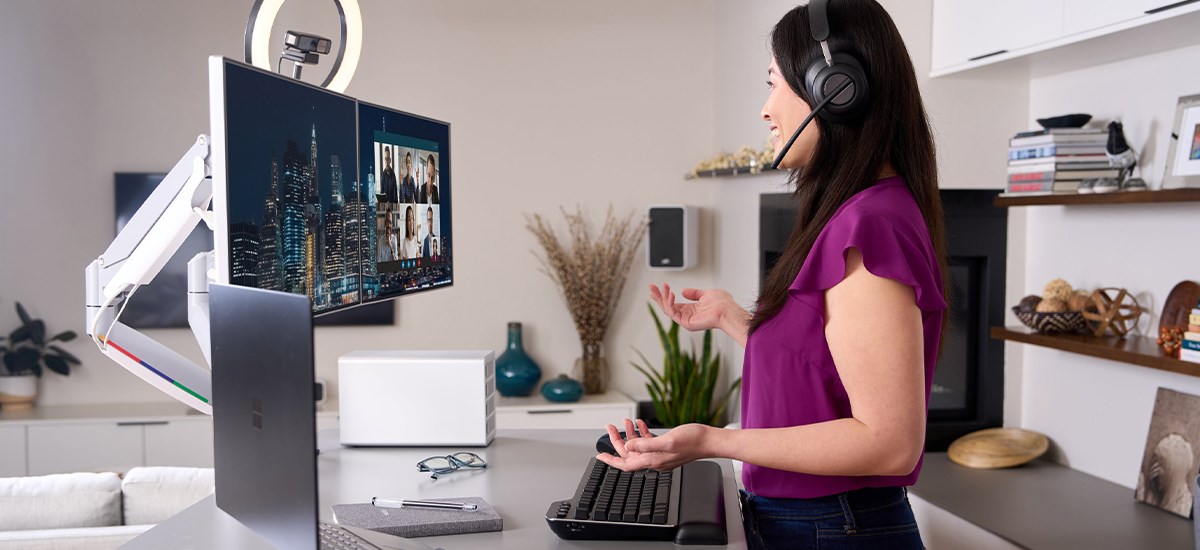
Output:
[
  {"xmin": 1082, "ymin": 288, "xmax": 1143, "ymax": 338},
  {"xmin": 1106, "ymin": 120, "xmax": 1147, "ymax": 190}
]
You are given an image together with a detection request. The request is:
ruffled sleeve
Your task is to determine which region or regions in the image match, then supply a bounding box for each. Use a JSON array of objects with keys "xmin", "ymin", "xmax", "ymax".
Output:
[{"xmin": 788, "ymin": 205, "xmax": 947, "ymax": 315}]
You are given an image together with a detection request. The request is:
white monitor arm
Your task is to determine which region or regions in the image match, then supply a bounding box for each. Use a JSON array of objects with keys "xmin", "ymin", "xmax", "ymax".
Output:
[{"xmin": 85, "ymin": 135, "xmax": 216, "ymax": 414}]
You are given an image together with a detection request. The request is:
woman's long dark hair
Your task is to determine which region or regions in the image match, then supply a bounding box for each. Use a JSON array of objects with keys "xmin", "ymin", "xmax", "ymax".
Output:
[{"xmin": 749, "ymin": 0, "xmax": 948, "ymax": 333}]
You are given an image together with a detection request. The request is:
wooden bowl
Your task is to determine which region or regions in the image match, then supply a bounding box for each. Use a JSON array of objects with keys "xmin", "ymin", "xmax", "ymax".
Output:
[
  {"xmin": 947, "ymin": 428, "xmax": 1050, "ymax": 469},
  {"xmin": 1012, "ymin": 307, "xmax": 1085, "ymax": 333}
]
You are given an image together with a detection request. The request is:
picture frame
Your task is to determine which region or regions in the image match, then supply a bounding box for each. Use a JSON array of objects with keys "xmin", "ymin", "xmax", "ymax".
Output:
[
  {"xmin": 1162, "ymin": 93, "xmax": 1200, "ymax": 189},
  {"xmin": 1135, "ymin": 387, "xmax": 1200, "ymax": 518}
]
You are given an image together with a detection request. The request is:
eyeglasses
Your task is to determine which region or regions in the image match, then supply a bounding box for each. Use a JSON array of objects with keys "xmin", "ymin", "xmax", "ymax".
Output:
[{"xmin": 416, "ymin": 452, "xmax": 487, "ymax": 479}]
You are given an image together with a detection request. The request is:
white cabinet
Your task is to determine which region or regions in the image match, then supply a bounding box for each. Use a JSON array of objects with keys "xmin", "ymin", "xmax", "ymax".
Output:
[
  {"xmin": 26, "ymin": 422, "xmax": 143, "ymax": 475},
  {"xmin": 0, "ymin": 425, "xmax": 26, "ymax": 477},
  {"xmin": 932, "ymin": 0, "xmax": 1063, "ymax": 71},
  {"xmin": 0, "ymin": 402, "xmax": 341, "ymax": 476},
  {"xmin": 144, "ymin": 419, "xmax": 214, "ymax": 468},
  {"xmin": 496, "ymin": 393, "xmax": 637, "ymax": 430},
  {"xmin": 1062, "ymin": 0, "xmax": 1158, "ymax": 36},
  {"xmin": 931, "ymin": 0, "xmax": 1200, "ymax": 76}
]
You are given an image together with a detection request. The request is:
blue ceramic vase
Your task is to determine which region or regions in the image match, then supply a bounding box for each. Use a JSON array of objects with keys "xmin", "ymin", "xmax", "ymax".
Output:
[
  {"xmin": 495, "ymin": 322, "xmax": 542, "ymax": 397},
  {"xmin": 540, "ymin": 374, "xmax": 583, "ymax": 403}
]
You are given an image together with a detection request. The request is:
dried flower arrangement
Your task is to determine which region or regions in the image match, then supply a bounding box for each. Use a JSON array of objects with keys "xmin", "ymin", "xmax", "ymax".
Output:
[{"xmin": 525, "ymin": 206, "xmax": 648, "ymax": 393}]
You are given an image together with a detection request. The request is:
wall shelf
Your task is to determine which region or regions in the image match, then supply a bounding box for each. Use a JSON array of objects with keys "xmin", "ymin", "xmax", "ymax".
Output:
[
  {"xmin": 993, "ymin": 188, "xmax": 1200, "ymax": 207},
  {"xmin": 991, "ymin": 326, "xmax": 1200, "ymax": 377},
  {"xmin": 684, "ymin": 166, "xmax": 777, "ymax": 180}
]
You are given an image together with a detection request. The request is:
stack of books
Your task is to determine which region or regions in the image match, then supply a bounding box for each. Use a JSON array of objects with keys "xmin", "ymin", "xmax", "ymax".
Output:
[
  {"xmin": 1007, "ymin": 128, "xmax": 1118, "ymax": 194},
  {"xmin": 1181, "ymin": 307, "xmax": 1200, "ymax": 364}
]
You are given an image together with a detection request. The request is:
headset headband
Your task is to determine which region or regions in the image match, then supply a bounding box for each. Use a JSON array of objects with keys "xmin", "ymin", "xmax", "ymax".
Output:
[{"xmin": 809, "ymin": 0, "xmax": 834, "ymax": 67}]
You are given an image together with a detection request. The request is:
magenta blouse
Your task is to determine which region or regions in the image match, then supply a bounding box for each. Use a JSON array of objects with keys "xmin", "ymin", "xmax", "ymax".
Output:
[{"xmin": 740, "ymin": 177, "xmax": 947, "ymax": 499}]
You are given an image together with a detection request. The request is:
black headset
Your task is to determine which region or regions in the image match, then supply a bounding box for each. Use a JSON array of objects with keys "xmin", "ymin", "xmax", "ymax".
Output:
[
  {"xmin": 803, "ymin": 0, "xmax": 870, "ymax": 122},
  {"xmin": 771, "ymin": 0, "xmax": 871, "ymax": 168}
]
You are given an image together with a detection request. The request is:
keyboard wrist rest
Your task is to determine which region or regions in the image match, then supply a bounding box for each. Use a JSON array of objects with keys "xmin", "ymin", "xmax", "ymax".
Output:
[{"xmin": 674, "ymin": 460, "xmax": 727, "ymax": 545}]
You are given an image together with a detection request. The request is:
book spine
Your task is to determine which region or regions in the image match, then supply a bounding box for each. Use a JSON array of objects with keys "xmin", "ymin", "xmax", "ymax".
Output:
[
  {"xmin": 1008, "ymin": 146, "xmax": 1106, "ymax": 160},
  {"xmin": 1009, "ymin": 146, "xmax": 1058, "ymax": 160},
  {"xmin": 1184, "ymin": 332, "xmax": 1200, "ymax": 341},
  {"xmin": 1008, "ymin": 171, "xmax": 1055, "ymax": 183},
  {"xmin": 1182, "ymin": 340, "xmax": 1200, "ymax": 352},
  {"xmin": 1009, "ymin": 136, "xmax": 1106, "ymax": 148},
  {"xmin": 1180, "ymin": 348, "xmax": 1200, "ymax": 364},
  {"xmin": 1008, "ymin": 155, "xmax": 1108, "ymax": 168},
  {"xmin": 1007, "ymin": 181, "xmax": 1052, "ymax": 193},
  {"xmin": 1190, "ymin": 312, "xmax": 1200, "ymax": 326}
]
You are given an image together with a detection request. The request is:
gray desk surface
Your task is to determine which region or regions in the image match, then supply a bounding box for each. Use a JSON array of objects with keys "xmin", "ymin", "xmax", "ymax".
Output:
[
  {"xmin": 911, "ymin": 452, "xmax": 1194, "ymax": 549},
  {"xmin": 124, "ymin": 428, "xmax": 747, "ymax": 549}
]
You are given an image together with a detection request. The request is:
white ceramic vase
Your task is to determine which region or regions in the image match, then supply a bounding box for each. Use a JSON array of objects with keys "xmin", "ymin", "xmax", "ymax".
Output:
[{"xmin": 0, "ymin": 374, "xmax": 38, "ymax": 411}]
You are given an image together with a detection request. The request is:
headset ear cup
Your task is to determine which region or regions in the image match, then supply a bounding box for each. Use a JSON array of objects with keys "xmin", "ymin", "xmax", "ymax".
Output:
[{"xmin": 804, "ymin": 53, "xmax": 870, "ymax": 123}]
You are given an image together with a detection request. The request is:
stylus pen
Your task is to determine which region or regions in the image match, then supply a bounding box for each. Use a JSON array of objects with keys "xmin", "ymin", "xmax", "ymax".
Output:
[{"xmin": 371, "ymin": 497, "xmax": 478, "ymax": 512}]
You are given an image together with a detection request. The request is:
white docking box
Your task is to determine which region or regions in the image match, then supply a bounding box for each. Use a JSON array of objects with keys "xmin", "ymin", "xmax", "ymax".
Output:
[{"xmin": 338, "ymin": 350, "xmax": 496, "ymax": 447}]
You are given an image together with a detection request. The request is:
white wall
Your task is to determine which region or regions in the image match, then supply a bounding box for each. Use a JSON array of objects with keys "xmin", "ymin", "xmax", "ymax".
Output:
[
  {"xmin": 0, "ymin": 0, "xmax": 717, "ymax": 406},
  {"xmin": 1019, "ymin": 43, "xmax": 1200, "ymax": 488}
]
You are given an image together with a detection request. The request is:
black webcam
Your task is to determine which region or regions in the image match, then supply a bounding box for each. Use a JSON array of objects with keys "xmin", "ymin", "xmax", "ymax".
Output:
[{"xmin": 284, "ymin": 31, "xmax": 331, "ymax": 55}]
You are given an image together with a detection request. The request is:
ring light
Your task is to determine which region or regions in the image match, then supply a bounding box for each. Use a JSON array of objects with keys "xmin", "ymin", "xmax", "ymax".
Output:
[{"xmin": 244, "ymin": 0, "xmax": 362, "ymax": 93}]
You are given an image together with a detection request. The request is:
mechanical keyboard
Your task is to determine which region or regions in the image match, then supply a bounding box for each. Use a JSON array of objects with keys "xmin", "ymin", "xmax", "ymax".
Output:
[{"xmin": 545, "ymin": 457, "xmax": 727, "ymax": 545}]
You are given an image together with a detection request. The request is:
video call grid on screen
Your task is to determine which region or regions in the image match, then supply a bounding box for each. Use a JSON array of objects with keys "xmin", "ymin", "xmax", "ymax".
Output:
[
  {"xmin": 359, "ymin": 101, "xmax": 452, "ymax": 301},
  {"xmin": 212, "ymin": 58, "xmax": 452, "ymax": 315}
]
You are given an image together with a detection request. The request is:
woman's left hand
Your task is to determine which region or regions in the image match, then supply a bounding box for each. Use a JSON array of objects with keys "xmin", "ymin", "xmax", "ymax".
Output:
[{"xmin": 597, "ymin": 419, "xmax": 712, "ymax": 472}]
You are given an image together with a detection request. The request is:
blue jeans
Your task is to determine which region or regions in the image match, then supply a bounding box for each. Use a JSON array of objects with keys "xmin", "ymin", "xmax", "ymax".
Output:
[{"xmin": 740, "ymin": 487, "xmax": 924, "ymax": 549}]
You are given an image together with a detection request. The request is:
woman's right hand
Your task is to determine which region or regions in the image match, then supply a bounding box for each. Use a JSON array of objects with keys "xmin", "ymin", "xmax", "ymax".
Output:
[{"xmin": 650, "ymin": 283, "xmax": 750, "ymax": 347}]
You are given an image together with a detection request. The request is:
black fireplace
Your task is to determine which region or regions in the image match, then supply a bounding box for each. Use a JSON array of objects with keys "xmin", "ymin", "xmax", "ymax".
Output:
[{"xmin": 760, "ymin": 190, "xmax": 1005, "ymax": 451}]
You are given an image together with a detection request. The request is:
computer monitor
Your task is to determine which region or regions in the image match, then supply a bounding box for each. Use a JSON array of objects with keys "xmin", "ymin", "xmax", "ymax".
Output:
[
  {"xmin": 358, "ymin": 101, "xmax": 453, "ymax": 300},
  {"xmin": 209, "ymin": 57, "xmax": 454, "ymax": 315}
]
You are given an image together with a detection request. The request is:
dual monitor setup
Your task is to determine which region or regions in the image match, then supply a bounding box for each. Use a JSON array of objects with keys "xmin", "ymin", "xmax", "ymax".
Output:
[
  {"xmin": 213, "ymin": 56, "xmax": 454, "ymax": 313},
  {"xmin": 85, "ymin": 56, "xmax": 453, "ymax": 414},
  {"xmin": 86, "ymin": 57, "xmax": 456, "ymax": 549}
]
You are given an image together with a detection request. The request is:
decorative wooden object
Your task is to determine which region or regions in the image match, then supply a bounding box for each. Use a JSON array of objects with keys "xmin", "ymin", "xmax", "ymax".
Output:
[
  {"xmin": 1082, "ymin": 288, "xmax": 1143, "ymax": 338},
  {"xmin": 1159, "ymin": 281, "xmax": 1200, "ymax": 334},
  {"xmin": 948, "ymin": 428, "xmax": 1050, "ymax": 469}
]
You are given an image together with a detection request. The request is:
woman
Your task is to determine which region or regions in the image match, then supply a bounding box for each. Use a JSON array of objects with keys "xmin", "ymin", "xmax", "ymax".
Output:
[
  {"xmin": 599, "ymin": 2, "xmax": 947, "ymax": 548},
  {"xmin": 399, "ymin": 205, "xmax": 420, "ymax": 260}
]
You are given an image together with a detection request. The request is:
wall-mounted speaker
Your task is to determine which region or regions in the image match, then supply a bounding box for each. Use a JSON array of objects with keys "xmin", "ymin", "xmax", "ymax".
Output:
[
  {"xmin": 314, "ymin": 378, "xmax": 327, "ymax": 405},
  {"xmin": 647, "ymin": 205, "xmax": 698, "ymax": 270}
]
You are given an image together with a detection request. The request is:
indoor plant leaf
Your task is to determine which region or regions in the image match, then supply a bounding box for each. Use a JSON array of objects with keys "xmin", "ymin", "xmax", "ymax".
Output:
[
  {"xmin": 15, "ymin": 302, "xmax": 31, "ymax": 327},
  {"xmin": 43, "ymin": 355, "xmax": 70, "ymax": 376},
  {"xmin": 49, "ymin": 345, "xmax": 82, "ymax": 365},
  {"xmin": 708, "ymin": 379, "xmax": 742, "ymax": 426},
  {"xmin": 51, "ymin": 331, "xmax": 77, "ymax": 343},
  {"xmin": 6, "ymin": 348, "xmax": 41, "ymax": 376},
  {"xmin": 29, "ymin": 320, "xmax": 46, "ymax": 347}
]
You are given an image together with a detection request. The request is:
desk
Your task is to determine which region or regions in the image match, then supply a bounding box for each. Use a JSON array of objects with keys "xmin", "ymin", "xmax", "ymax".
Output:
[
  {"xmin": 124, "ymin": 428, "xmax": 747, "ymax": 549},
  {"xmin": 911, "ymin": 453, "xmax": 1194, "ymax": 549}
]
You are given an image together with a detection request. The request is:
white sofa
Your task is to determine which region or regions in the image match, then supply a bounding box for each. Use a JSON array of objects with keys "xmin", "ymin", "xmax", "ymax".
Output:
[{"xmin": 0, "ymin": 466, "xmax": 214, "ymax": 550}]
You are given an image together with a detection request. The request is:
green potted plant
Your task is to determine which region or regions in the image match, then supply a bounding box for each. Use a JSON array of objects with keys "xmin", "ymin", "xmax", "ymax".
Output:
[
  {"xmin": 631, "ymin": 304, "xmax": 741, "ymax": 428},
  {"xmin": 0, "ymin": 302, "xmax": 80, "ymax": 410}
]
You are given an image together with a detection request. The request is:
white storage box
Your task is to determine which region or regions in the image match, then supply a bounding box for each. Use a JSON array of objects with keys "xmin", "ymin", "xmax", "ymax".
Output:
[{"xmin": 338, "ymin": 350, "xmax": 496, "ymax": 446}]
